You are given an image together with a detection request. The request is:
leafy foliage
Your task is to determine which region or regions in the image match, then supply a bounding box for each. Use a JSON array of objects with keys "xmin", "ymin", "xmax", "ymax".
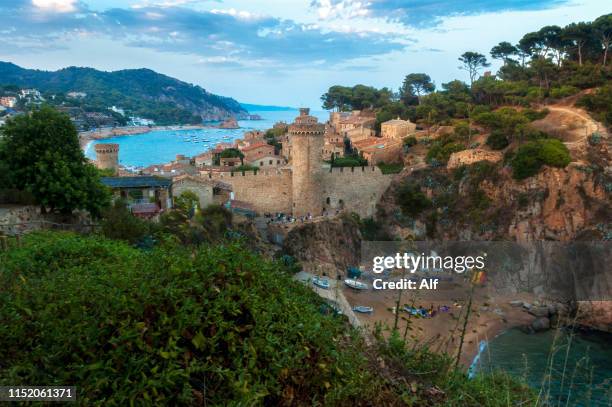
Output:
[
  {"xmin": 0, "ymin": 105, "xmax": 110, "ymax": 216},
  {"xmin": 321, "ymin": 84, "xmax": 393, "ymax": 111},
  {"xmin": 577, "ymin": 85, "xmax": 612, "ymax": 127},
  {"xmin": 396, "ymin": 182, "xmax": 432, "ymax": 217},
  {"xmin": 0, "ymin": 232, "xmax": 384, "ymax": 405},
  {"xmin": 486, "ymin": 130, "xmax": 510, "ymax": 150},
  {"xmin": 426, "ymin": 134, "xmax": 466, "ymax": 164},
  {"xmin": 511, "ymin": 138, "xmax": 571, "ymax": 179}
]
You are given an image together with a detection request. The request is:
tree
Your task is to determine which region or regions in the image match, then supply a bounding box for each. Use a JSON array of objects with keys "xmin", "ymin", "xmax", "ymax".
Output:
[
  {"xmin": 0, "ymin": 105, "xmax": 110, "ymax": 216},
  {"xmin": 490, "ymin": 41, "xmax": 518, "ymax": 65},
  {"xmin": 593, "ymin": 14, "xmax": 612, "ymax": 66},
  {"xmin": 563, "ymin": 22, "xmax": 593, "ymax": 66},
  {"xmin": 458, "ymin": 52, "xmax": 490, "ymax": 86},
  {"xmin": 400, "ymin": 73, "xmax": 435, "ymax": 105},
  {"xmin": 320, "ymin": 85, "xmax": 352, "ymax": 111},
  {"xmin": 538, "ymin": 25, "xmax": 566, "ymax": 65},
  {"xmin": 517, "ymin": 32, "xmax": 544, "ymax": 59},
  {"xmin": 220, "ymin": 148, "xmax": 245, "ymax": 165}
]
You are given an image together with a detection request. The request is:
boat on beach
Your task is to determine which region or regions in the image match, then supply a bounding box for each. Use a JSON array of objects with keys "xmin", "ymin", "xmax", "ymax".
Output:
[
  {"xmin": 353, "ymin": 306, "xmax": 373, "ymax": 313},
  {"xmin": 344, "ymin": 279, "xmax": 368, "ymax": 290},
  {"xmin": 312, "ymin": 277, "xmax": 330, "ymax": 289}
]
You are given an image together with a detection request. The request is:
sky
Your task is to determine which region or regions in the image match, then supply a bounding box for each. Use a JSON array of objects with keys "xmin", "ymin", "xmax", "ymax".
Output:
[{"xmin": 0, "ymin": 0, "xmax": 609, "ymax": 107}]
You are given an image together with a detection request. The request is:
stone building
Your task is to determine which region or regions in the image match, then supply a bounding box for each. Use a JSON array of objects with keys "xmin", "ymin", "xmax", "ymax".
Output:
[
  {"xmin": 381, "ymin": 118, "xmax": 416, "ymax": 140},
  {"xmin": 247, "ymin": 154, "xmax": 287, "ymax": 168},
  {"xmin": 180, "ymin": 108, "xmax": 395, "ymax": 218},
  {"xmin": 95, "ymin": 143, "xmax": 119, "ymax": 171},
  {"xmin": 352, "ymin": 137, "xmax": 403, "ymax": 165}
]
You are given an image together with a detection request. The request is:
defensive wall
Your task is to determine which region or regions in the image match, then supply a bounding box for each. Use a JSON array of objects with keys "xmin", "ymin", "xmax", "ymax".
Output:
[
  {"xmin": 321, "ymin": 166, "xmax": 394, "ymax": 218},
  {"xmin": 202, "ymin": 169, "xmax": 293, "ymax": 214}
]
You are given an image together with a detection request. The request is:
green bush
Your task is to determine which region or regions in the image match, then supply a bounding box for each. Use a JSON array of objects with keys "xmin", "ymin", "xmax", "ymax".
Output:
[
  {"xmin": 0, "ymin": 232, "xmax": 385, "ymax": 405},
  {"xmin": 377, "ymin": 161, "xmax": 404, "ymax": 174},
  {"xmin": 403, "ymin": 136, "xmax": 417, "ymax": 147},
  {"xmin": 511, "ymin": 138, "xmax": 571, "ymax": 179},
  {"xmin": 486, "ymin": 130, "xmax": 509, "ymax": 150},
  {"xmin": 577, "ymin": 85, "xmax": 612, "ymax": 128},
  {"xmin": 396, "ymin": 182, "xmax": 431, "ymax": 217},
  {"xmin": 550, "ymin": 86, "xmax": 580, "ymax": 99},
  {"xmin": 100, "ymin": 199, "xmax": 153, "ymax": 244},
  {"xmin": 426, "ymin": 139, "xmax": 465, "ymax": 164}
]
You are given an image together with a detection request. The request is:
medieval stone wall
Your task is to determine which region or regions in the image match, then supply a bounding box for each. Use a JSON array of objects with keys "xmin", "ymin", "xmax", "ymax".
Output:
[
  {"xmin": 446, "ymin": 149, "xmax": 503, "ymax": 169},
  {"xmin": 203, "ymin": 169, "xmax": 293, "ymax": 214},
  {"xmin": 321, "ymin": 166, "xmax": 394, "ymax": 218}
]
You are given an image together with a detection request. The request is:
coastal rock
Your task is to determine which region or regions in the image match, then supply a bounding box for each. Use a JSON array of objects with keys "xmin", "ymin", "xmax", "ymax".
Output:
[
  {"xmin": 531, "ymin": 317, "xmax": 550, "ymax": 332},
  {"xmin": 529, "ymin": 306, "xmax": 550, "ymax": 318}
]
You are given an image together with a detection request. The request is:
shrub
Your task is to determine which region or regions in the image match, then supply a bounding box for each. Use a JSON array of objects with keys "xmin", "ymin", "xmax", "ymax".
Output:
[
  {"xmin": 403, "ymin": 136, "xmax": 417, "ymax": 147},
  {"xmin": 396, "ymin": 182, "xmax": 431, "ymax": 217},
  {"xmin": 486, "ymin": 130, "xmax": 509, "ymax": 150},
  {"xmin": 0, "ymin": 232, "xmax": 384, "ymax": 405},
  {"xmin": 100, "ymin": 199, "xmax": 152, "ymax": 244},
  {"xmin": 426, "ymin": 140, "xmax": 465, "ymax": 164},
  {"xmin": 550, "ymin": 86, "xmax": 580, "ymax": 99},
  {"xmin": 511, "ymin": 138, "xmax": 571, "ymax": 179},
  {"xmin": 377, "ymin": 161, "xmax": 404, "ymax": 174}
]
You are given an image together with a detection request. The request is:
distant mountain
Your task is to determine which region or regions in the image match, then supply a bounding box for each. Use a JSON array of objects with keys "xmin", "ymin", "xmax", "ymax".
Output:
[
  {"xmin": 0, "ymin": 62, "xmax": 247, "ymax": 125},
  {"xmin": 240, "ymin": 103, "xmax": 296, "ymax": 112}
]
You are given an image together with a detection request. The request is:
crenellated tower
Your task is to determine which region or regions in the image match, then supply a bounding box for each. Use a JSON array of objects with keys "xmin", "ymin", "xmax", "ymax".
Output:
[
  {"xmin": 289, "ymin": 108, "xmax": 325, "ymax": 217},
  {"xmin": 95, "ymin": 143, "xmax": 119, "ymax": 171}
]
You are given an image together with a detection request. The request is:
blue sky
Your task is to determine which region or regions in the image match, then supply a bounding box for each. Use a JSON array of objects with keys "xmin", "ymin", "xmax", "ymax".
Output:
[{"xmin": 0, "ymin": 0, "xmax": 609, "ymax": 107}]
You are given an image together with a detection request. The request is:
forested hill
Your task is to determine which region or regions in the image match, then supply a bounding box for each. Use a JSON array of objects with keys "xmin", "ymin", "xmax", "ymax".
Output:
[{"xmin": 0, "ymin": 62, "xmax": 247, "ymax": 124}]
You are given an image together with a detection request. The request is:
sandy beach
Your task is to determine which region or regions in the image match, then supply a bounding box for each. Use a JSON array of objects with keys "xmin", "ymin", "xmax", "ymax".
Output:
[{"xmin": 339, "ymin": 277, "xmax": 537, "ymax": 367}]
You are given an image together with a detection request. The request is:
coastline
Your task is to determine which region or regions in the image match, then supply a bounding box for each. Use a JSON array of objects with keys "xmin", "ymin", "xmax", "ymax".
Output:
[
  {"xmin": 342, "ymin": 284, "xmax": 536, "ymax": 368},
  {"xmin": 79, "ymin": 124, "xmax": 208, "ymax": 151}
]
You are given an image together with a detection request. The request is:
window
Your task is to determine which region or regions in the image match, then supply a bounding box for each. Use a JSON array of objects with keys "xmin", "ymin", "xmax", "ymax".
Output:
[
  {"xmin": 326, "ymin": 197, "xmax": 330, "ymax": 204},
  {"xmin": 269, "ymin": 160, "xmax": 272, "ymax": 165},
  {"xmin": 260, "ymin": 162, "xmax": 263, "ymax": 166}
]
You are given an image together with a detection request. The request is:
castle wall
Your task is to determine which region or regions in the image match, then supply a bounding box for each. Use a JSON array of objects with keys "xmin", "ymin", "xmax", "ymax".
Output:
[
  {"xmin": 203, "ymin": 169, "xmax": 293, "ymax": 214},
  {"xmin": 321, "ymin": 166, "xmax": 394, "ymax": 218}
]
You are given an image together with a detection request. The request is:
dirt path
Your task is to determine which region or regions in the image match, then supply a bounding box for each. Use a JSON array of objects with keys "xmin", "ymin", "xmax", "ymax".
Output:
[{"xmin": 532, "ymin": 102, "xmax": 608, "ymax": 160}]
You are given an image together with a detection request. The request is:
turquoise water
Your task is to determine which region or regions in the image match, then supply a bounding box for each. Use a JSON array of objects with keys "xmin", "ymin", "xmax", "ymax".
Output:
[
  {"xmin": 85, "ymin": 109, "xmax": 328, "ymax": 167},
  {"xmin": 474, "ymin": 328, "xmax": 612, "ymax": 406}
]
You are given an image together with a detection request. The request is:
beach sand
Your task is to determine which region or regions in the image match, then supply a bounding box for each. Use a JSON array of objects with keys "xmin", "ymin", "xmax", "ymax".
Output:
[{"xmin": 341, "ymin": 278, "xmax": 536, "ymax": 367}]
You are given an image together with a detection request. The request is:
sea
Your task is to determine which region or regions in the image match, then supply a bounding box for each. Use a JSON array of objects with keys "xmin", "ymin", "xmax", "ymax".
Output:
[
  {"xmin": 85, "ymin": 109, "xmax": 328, "ymax": 168},
  {"xmin": 473, "ymin": 328, "xmax": 612, "ymax": 406}
]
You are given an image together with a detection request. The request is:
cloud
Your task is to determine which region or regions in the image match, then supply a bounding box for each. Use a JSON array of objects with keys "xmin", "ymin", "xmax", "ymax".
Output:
[
  {"xmin": 0, "ymin": 2, "xmax": 406, "ymax": 67},
  {"xmin": 32, "ymin": 0, "xmax": 79, "ymax": 13},
  {"xmin": 312, "ymin": 0, "xmax": 568, "ymax": 27}
]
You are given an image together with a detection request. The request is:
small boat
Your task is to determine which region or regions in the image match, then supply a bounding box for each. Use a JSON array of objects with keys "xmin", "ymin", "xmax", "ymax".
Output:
[
  {"xmin": 353, "ymin": 306, "xmax": 373, "ymax": 313},
  {"xmin": 344, "ymin": 279, "xmax": 368, "ymax": 290},
  {"xmin": 312, "ymin": 277, "xmax": 330, "ymax": 289}
]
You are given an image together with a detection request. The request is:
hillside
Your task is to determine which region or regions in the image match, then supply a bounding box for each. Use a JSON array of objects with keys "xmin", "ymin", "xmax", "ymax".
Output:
[
  {"xmin": 0, "ymin": 231, "xmax": 535, "ymax": 405},
  {"xmin": 0, "ymin": 62, "xmax": 247, "ymax": 124}
]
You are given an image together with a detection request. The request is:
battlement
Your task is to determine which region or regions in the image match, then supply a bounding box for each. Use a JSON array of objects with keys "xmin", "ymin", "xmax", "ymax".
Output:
[
  {"xmin": 327, "ymin": 165, "xmax": 386, "ymax": 176},
  {"xmin": 94, "ymin": 143, "xmax": 119, "ymax": 154}
]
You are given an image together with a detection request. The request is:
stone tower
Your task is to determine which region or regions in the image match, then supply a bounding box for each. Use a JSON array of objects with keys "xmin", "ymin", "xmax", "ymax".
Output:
[
  {"xmin": 289, "ymin": 108, "xmax": 325, "ymax": 217},
  {"xmin": 95, "ymin": 143, "xmax": 119, "ymax": 171}
]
